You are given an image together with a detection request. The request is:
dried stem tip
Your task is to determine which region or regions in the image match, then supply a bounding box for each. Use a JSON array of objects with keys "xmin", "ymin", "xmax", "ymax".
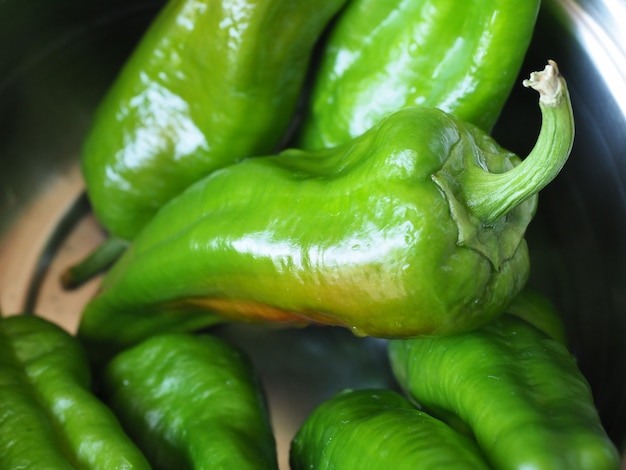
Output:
[{"xmin": 522, "ymin": 59, "xmax": 564, "ymax": 107}]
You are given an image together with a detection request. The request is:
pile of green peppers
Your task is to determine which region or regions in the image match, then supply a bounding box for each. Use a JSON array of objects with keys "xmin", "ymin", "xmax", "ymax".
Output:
[
  {"xmin": 0, "ymin": 314, "xmax": 278, "ymax": 469},
  {"xmin": 0, "ymin": 315, "xmax": 151, "ymax": 469},
  {"xmin": 6, "ymin": 0, "xmax": 622, "ymax": 468},
  {"xmin": 291, "ymin": 296, "xmax": 621, "ymax": 469}
]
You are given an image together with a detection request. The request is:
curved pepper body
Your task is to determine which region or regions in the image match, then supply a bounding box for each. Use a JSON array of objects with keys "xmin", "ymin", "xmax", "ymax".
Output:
[
  {"xmin": 296, "ymin": 0, "xmax": 540, "ymax": 150},
  {"xmin": 82, "ymin": 0, "xmax": 348, "ymax": 240},
  {"xmin": 0, "ymin": 315, "xmax": 150, "ymax": 469},
  {"xmin": 78, "ymin": 105, "xmax": 534, "ymax": 365},
  {"xmin": 79, "ymin": 63, "xmax": 573, "ymax": 365},
  {"xmin": 290, "ymin": 388, "xmax": 491, "ymax": 469},
  {"xmin": 388, "ymin": 314, "xmax": 621, "ymax": 470},
  {"xmin": 101, "ymin": 333, "xmax": 278, "ymax": 470}
]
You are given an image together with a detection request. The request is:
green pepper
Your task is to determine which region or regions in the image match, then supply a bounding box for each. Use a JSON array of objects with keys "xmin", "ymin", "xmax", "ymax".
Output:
[
  {"xmin": 290, "ymin": 388, "xmax": 491, "ymax": 469},
  {"xmin": 388, "ymin": 313, "xmax": 621, "ymax": 469},
  {"xmin": 296, "ymin": 0, "xmax": 540, "ymax": 150},
  {"xmin": 101, "ymin": 333, "xmax": 278, "ymax": 470},
  {"xmin": 77, "ymin": 62, "xmax": 573, "ymax": 366},
  {"xmin": 82, "ymin": 0, "xmax": 349, "ymax": 242},
  {"xmin": 506, "ymin": 287, "xmax": 568, "ymax": 344},
  {"xmin": 0, "ymin": 314, "xmax": 150, "ymax": 469}
]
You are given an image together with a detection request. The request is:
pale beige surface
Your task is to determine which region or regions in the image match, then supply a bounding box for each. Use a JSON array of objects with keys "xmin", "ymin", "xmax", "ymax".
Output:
[{"xmin": 0, "ymin": 166, "xmax": 93, "ymax": 324}]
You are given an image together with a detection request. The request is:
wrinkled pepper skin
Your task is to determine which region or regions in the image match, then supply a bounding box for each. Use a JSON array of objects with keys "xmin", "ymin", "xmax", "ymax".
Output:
[
  {"xmin": 388, "ymin": 314, "xmax": 621, "ymax": 470},
  {"xmin": 78, "ymin": 63, "xmax": 574, "ymax": 366},
  {"xmin": 101, "ymin": 333, "xmax": 278, "ymax": 470},
  {"xmin": 296, "ymin": 0, "xmax": 540, "ymax": 150},
  {"xmin": 290, "ymin": 388, "xmax": 491, "ymax": 469},
  {"xmin": 0, "ymin": 315, "xmax": 150, "ymax": 469},
  {"xmin": 82, "ymin": 0, "xmax": 349, "ymax": 241}
]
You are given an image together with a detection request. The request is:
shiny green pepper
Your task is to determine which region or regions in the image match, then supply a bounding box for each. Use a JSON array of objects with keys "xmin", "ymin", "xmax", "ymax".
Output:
[
  {"xmin": 82, "ymin": 0, "xmax": 349, "ymax": 242},
  {"xmin": 101, "ymin": 333, "xmax": 278, "ymax": 470},
  {"xmin": 0, "ymin": 315, "xmax": 150, "ymax": 469},
  {"xmin": 506, "ymin": 287, "xmax": 568, "ymax": 344},
  {"xmin": 296, "ymin": 0, "xmax": 540, "ymax": 150},
  {"xmin": 78, "ymin": 62, "xmax": 573, "ymax": 366},
  {"xmin": 290, "ymin": 388, "xmax": 491, "ymax": 469},
  {"xmin": 388, "ymin": 313, "xmax": 621, "ymax": 469}
]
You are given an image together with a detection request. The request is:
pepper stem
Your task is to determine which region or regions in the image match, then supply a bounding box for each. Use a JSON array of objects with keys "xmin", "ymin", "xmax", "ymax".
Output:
[
  {"xmin": 61, "ymin": 236, "xmax": 128, "ymax": 290},
  {"xmin": 465, "ymin": 60, "xmax": 575, "ymax": 223}
]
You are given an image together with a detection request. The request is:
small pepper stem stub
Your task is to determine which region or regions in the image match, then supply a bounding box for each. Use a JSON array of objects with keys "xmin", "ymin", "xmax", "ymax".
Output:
[{"xmin": 522, "ymin": 59, "xmax": 563, "ymax": 107}]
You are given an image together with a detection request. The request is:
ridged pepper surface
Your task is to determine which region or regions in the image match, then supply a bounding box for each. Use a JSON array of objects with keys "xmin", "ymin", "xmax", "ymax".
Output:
[
  {"xmin": 388, "ymin": 312, "xmax": 621, "ymax": 469},
  {"xmin": 290, "ymin": 388, "xmax": 491, "ymax": 469},
  {"xmin": 101, "ymin": 333, "xmax": 278, "ymax": 470},
  {"xmin": 0, "ymin": 315, "xmax": 150, "ymax": 469}
]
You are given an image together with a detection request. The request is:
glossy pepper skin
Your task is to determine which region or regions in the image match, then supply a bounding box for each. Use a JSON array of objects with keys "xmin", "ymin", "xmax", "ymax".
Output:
[
  {"xmin": 0, "ymin": 315, "xmax": 150, "ymax": 469},
  {"xmin": 78, "ymin": 62, "xmax": 574, "ymax": 366},
  {"xmin": 290, "ymin": 388, "xmax": 491, "ymax": 469},
  {"xmin": 101, "ymin": 333, "xmax": 278, "ymax": 470},
  {"xmin": 388, "ymin": 313, "xmax": 621, "ymax": 470},
  {"xmin": 506, "ymin": 287, "xmax": 568, "ymax": 344},
  {"xmin": 296, "ymin": 0, "xmax": 540, "ymax": 150},
  {"xmin": 82, "ymin": 0, "xmax": 349, "ymax": 241}
]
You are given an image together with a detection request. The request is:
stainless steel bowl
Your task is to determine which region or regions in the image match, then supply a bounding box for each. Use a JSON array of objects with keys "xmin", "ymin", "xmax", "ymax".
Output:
[{"xmin": 1, "ymin": 0, "xmax": 625, "ymax": 467}]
